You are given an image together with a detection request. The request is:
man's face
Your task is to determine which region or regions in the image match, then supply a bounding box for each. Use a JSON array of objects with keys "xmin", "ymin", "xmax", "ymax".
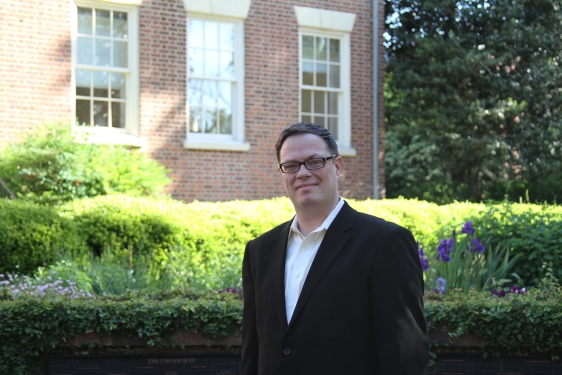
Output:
[{"xmin": 278, "ymin": 133, "xmax": 342, "ymax": 211}]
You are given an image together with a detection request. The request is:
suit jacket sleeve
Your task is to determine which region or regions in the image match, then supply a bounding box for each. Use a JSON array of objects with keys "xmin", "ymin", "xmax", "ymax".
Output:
[
  {"xmin": 371, "ymin": 226, "xmax": 428, "ymax": 374},
  {"xmin": 241, "ymin": 240, "xmax": 258, "ymax": 375}
]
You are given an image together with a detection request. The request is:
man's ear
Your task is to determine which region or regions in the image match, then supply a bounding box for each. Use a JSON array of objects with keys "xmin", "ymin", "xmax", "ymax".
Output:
[{"xmin": 335, "ymin": 156, "xmax": 343, "ymax": 177}]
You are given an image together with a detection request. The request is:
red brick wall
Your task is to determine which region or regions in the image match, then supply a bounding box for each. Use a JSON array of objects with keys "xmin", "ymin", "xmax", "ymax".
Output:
[
  {"xmin": 0, "ymin": 0, "xmax": 72, "ymax": 144},
  {"xmin": 0, "ymin": 0, "xmax": 384, "ymax": 202}
]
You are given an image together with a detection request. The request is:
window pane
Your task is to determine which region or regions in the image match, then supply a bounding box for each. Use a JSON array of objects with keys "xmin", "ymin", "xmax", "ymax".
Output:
[
  {"xmin": 329, "ymin": 64, "xmax": 340, "ymax": 88},
  {"xmin": 316, "ymin": 63, "xmax": 327, "ymax": 87},
  {"xmin": 302, "ymin": 115, "xmax": 312, "ymax": 123},
  {"xmin": 188, "ymin": 79, "xmax": 203, "ymax": 106},
  {"xmin": 328, "ymin": 117, "xmax": 338, "ymax": 139},
  {"xmin": 202, "ymin": 80, "xmax": 216, "ymax": 107},
  {"xmin": 113, "ymin": 11, "xmax": 128, "ymax": 39},
  {"xmin": 219, "ymin": 108, "xmax": 232, "ymax": 134},
  {"xmin": 76, "ymin": 69, "xmax": 90, "ymax": 96},
  {"xmin": 315, "ymin": 116, "xmax": 325, "ymax": 127},
  {"xmin": 190, "ymin": 106, "xmax": 202, "ymax": 133},
  {"xmin": 93, "ymin": 100, "xmax": 109, "ymax": 126},
  {"xmin": 77, "ymin": 8, "xmax": 92, "ymax": 35},
  {"xmin": 314, "ymin": 91, "xmax": 325, "ymax": 114},
  {"xmin": 76, "ymin": 99, "xmax": 91, "ymax": 125},
  {"xmin": 204, "ymin": 50, "xmax": 219, "ymax": 77},
  {"xmin": 113, "ymin": 41, "xmax": 128, "ymax": 68},
  {"xmin": 77, "ymin": 37, "xmax": 93, "ymax": 64},
  {"xmin": 95, "ymin": 10, "xmax": 111, "ymax": 37},
  {"xmin": 76, "ymin": 87, "xmax": 90, "ymax": 96},
  {"xmin": 301, "ymin": 89, "xmax": 312, "ymax": 113},
  {"xmin": 218, "ymin": 81, "xmax": 232, "ymax": 108},
  {"xmin": 111, "ymin": 102, "xmax": 126, "ymax": 128},
  {"xmin": 111, "ymin": 73, "xmax": 125, "ymax": 99},
  {"xmin": 189, "ymin": 48, "xmax": 204, "ymax": 76},
  {"xmin": 316, "ymin": 37, "xmax": 327, "ymax": 61},
  {"xmin": 219, "ymin": 51, "xmax": 234, "ymax": 79},
  {"xmin": 220, "ymin": 23, "xmax": 234, "ymax": 50},
  {"xmin": 189, "ymin": 20, "xmax": 204, "ymax": 48},
  {"xmin": 328, "ymin": 92, "xmax": 338, "ymax": 115},
  {"xmin": 329, "ymin": 39, "xmax": 340, "ymax": 62},
  {"xmin": 94, "ymin": 39, "xmax": 110, "ymax": 66},
  {"xmin": 302, "ymin": 35, "xmax": 314, "ymax": 59},
  {"xmin": 204, "ymin": 21, "xmax": 219, "ymax": 50},
  {"xmin": 93, "ymin": 71, "xmax": 108, "ymax": 98},
  {"xmin": 303, "ymin": 62, "xmax": 314, "ymax": 85},
  {"xmin": 203, "ymin": 108, "xmax": 216, "ymax": 133}
]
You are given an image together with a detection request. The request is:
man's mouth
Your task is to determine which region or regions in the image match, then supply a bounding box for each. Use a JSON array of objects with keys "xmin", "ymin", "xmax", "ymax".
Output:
[{"xmin": 296, "ymin": 183, "xmax": 316, "ymax": 190}]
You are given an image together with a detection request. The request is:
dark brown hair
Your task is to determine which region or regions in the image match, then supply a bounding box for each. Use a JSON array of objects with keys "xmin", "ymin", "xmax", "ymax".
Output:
[{"xmin": 275, "ymin": 122, "xmax": 339, "ymax": 162}]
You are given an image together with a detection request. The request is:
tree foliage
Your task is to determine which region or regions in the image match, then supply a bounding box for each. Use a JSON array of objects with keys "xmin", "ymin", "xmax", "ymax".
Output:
[{"xmin": 385, "ymin": 0, "xmax": 562, "ymax": 203}]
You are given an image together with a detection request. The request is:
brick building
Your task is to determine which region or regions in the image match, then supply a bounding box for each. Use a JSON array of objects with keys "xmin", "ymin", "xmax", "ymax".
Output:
[{"xmin": 0, "ymin": 0, "xmax": 386, "ymax": 201}]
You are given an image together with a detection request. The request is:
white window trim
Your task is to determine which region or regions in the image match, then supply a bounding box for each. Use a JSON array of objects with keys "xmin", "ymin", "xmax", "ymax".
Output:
[
  {"xmin": 182, "ymin": 0, "xmax": 251, "ymax": 20},
  {"xmin": 296, "ymin": 6, "xmax": 356, "ymax": 157},
  {"xmin": 183, "ymin": 1, "xmax": 250, "ymax": 152},
  {"xmin": 71, "ymin": 0, "xmax": 142, "ymax": 147}
]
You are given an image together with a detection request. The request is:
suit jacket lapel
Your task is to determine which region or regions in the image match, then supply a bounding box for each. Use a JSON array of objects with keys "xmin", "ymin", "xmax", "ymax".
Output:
[
  {"xmin": 287, "ymin": 202, "xmax": 355, "ymax": 328},
  {"xmin": 268, "ymin": 220, "xmax": 291, "ymax": 330}
]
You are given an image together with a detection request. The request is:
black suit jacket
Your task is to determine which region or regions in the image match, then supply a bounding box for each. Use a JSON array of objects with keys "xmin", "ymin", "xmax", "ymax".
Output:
[{"xmin": 241, "ymin": 202, "xmax": 428, "ymax": 375}]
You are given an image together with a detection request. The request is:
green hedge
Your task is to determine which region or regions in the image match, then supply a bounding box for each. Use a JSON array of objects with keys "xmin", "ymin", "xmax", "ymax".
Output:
[
  {"xmin": 0, "ymin": 200, "xmax": 87, "ymax": 275},
  {"xmin": 1, "ymin": 195, "xmax": 561, "ymax": 285},
  {"xmin": 1, "ymin": 290, "xmax": 561, "ymax": 374}
]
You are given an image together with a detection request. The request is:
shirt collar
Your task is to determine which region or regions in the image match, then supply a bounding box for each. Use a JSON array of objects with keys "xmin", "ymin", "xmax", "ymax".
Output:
[{"xmin": 289, "ymin": 198, "xmax": 345, "ymax": 238}]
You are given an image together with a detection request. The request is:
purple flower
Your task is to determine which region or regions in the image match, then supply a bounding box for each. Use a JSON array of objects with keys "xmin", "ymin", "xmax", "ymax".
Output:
[
  {"xmin": 461, "ymin": 221, "xmax": 475, "ymax": 236},
  {"xmin": 418, "ymin": 245, "xmax": 429, "ymax": 271},
  {"xmin": 509, "ymin": 285, "xmax": 527, "ymax": 295},
  {"xmin": 435, "ymin": 277, "xmax": 446, "ymax": 294},
  {"xmin": 492, "ymin": 285, "xmax": 527, "ymax": 297},
  {"xmin": 492, "ymin": 288, "xmax": 506, "ymax": 297},
  {"xmin": 437, "ymin": 238, "xmax": 454, "ymax": 262},
  {"xmin": 219, "ymin": 287, "xmax": 243, "ymax": 296},
  {"xmin": 470, "ymin": 237, "xmax": 485, "ymax": 253}
]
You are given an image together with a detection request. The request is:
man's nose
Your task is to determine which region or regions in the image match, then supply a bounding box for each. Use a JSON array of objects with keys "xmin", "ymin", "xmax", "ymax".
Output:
[{"xmin": 296, "ymin": 165, "xmax": 312, "ymax": 178}]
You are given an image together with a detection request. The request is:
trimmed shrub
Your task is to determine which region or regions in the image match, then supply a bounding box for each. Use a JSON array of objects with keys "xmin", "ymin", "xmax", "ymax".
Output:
[
  {"xmin": 0, "ymin": 122, "xmax": 171, "ymax": 205},
  {"xmin": 58, "ymin": 195, "xmax": 294, "ymax": 290},
  {"xmin": 0, "ymin": 200, "xmax": 87, "ymax": 275},
  {"xmin": 1, "ymin": 288, "xmax": 562, "ymax": 374},
  {"xmin": 1, "ymin": 195, "xmax": 560, "ymax": 287}
]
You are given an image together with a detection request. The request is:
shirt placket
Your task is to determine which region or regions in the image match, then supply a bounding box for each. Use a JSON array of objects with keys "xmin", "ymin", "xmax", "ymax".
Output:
[{"xmin": 286, "ymin": 233, "xmax": 317, "ymax": 321}]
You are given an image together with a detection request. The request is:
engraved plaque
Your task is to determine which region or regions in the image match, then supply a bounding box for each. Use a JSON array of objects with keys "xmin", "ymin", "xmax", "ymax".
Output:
[
  {"xmin": 429, "ymin": 355, "xmax": 562, "ymax": 375},
  {"xmin": 46, "ymin": 354, "xmax": 240, "ymax": 375}
]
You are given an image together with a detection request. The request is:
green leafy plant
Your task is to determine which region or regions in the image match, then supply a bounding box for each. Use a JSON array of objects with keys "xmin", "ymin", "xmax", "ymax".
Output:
[
  {"xmin": 423, "ymin": 221, "xmax": 523, "ymax": 294},
  {"xmin": 0, "ymin": 122, "xmax": 171, "ymax": 205},
  {"xmin": 2, "ymin": 288, "xmax": 562, "ymax": 375}
]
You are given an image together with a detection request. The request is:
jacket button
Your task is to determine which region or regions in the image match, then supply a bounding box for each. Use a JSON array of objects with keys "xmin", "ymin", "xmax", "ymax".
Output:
[{"xmin": 283, "ymin": 348, "xmax": 291, "ymax": 355}]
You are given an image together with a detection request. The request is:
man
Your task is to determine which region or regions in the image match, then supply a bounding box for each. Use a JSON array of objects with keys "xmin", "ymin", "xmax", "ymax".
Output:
[{"xmin": 241, "ymin": 123, "xmax": 428, "ymax": 375}]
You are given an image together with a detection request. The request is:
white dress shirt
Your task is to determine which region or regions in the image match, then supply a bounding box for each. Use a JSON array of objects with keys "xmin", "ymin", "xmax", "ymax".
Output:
[{"xmin": 284, "ymin": 198, "xmax": 345, "ymax": 322}]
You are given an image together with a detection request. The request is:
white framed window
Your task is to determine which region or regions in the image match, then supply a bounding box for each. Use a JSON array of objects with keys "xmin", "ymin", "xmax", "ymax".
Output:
[
  {"xmin": 183, "ymin": 0, "xmax": 251, "ymax": 152},
  {"xmin": 300, "ymin": 34, "xmax": 342, "ymax": 138},
  {"xmin": 71, "ymin": 0, "xmax": 142, "ymax": 147},
  {"xmin": 295, "ymin": 6, "xmax": 356, "ymax": 157}
]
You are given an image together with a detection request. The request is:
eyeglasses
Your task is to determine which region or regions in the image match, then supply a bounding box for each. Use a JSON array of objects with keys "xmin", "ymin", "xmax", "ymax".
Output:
[{"xmin": 278, "ymin": 155, "xmax": 337, "ymax": 173}]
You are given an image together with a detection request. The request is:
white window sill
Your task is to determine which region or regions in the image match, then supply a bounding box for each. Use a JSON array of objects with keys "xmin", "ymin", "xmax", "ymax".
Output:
[
  {"xmin": 183, "ymin": 139, "xmax": 251, "ymax": 152},
  {"xmin": 75, "ymin": 131, "xmax": 147, "ymax": 148},
  {"xmin": 338, "ymin": 146, "xmax": 356, "ymax": 157},
  {"xmin": 98, "ymin": 0, "xmax": 143, "ymax": 5}
]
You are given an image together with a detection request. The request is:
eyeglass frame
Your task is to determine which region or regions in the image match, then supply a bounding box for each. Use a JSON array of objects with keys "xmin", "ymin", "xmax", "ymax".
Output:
[{"xmin": 278, "ymin": 154, "xmax": 338, "ymax": 174}]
